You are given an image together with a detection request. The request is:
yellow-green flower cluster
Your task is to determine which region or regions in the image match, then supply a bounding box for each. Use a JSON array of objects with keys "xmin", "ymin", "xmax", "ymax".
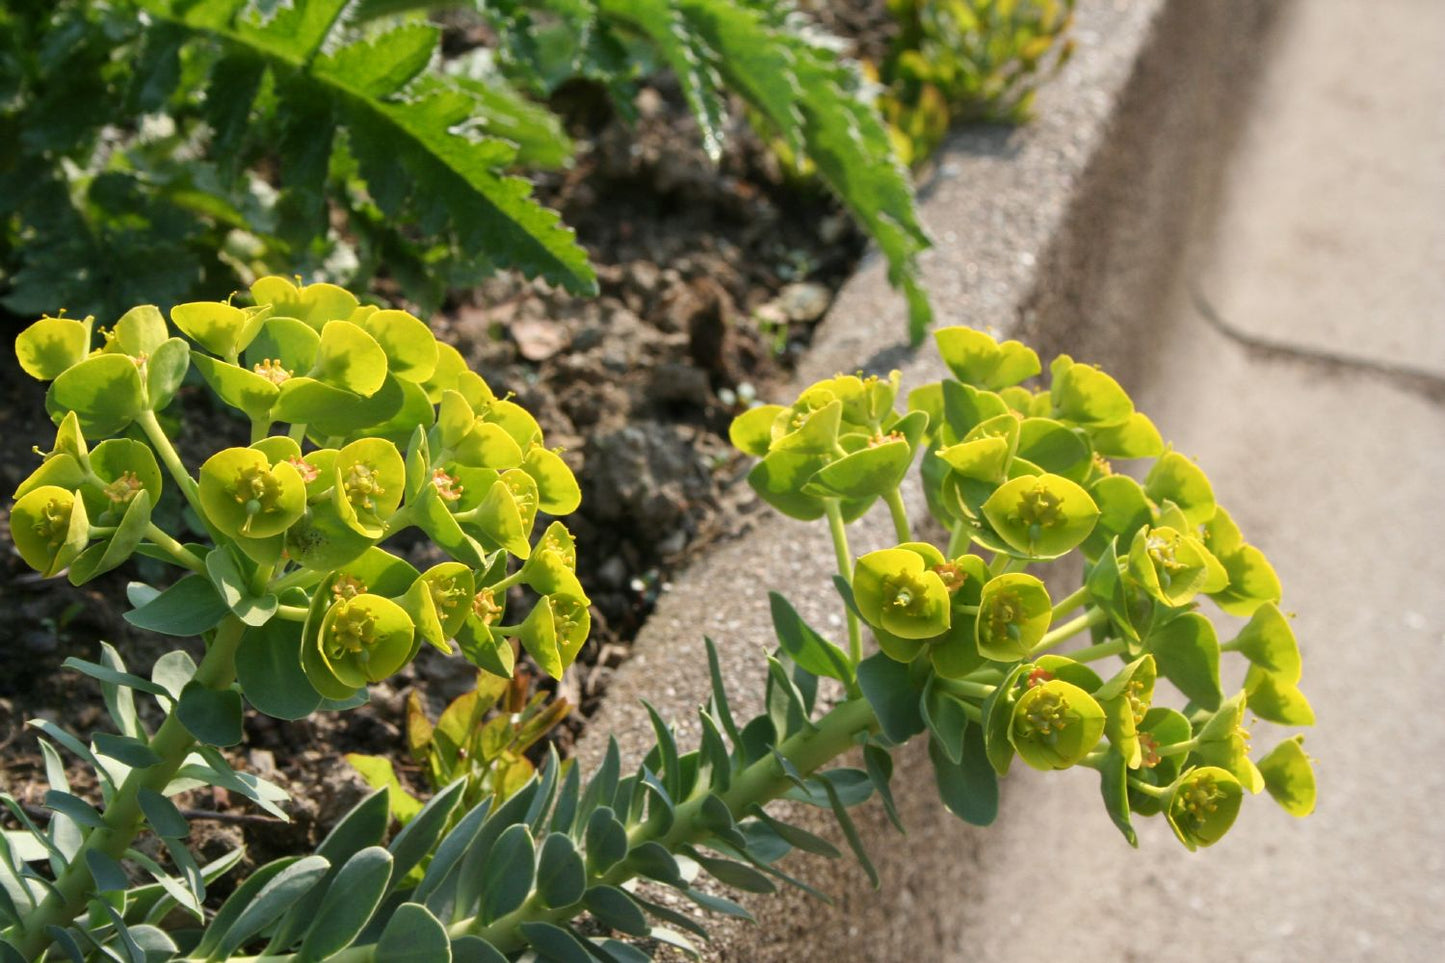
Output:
[{"xmin": 11, "ymin": 277, "xmax": 590, "ymax": 708}]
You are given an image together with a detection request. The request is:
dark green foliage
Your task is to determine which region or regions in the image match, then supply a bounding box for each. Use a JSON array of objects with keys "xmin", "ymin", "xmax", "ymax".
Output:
[
  {"xmin": 2, "ymin": 0, "xmax": 932, "ymax": 338},
  {"xmin": 1, "ymin": 0, "xmax": 593, "ymax": 321}
]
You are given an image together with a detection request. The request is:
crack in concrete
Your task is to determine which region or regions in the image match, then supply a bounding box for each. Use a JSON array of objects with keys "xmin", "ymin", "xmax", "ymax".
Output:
[{"xmin": 1190, "ymin": 284, "xmax": 1445, "ymax": 405}]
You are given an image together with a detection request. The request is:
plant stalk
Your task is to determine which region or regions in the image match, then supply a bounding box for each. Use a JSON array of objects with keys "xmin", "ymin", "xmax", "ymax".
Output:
[
  {"xmin": 822, "ymin": 500, "xmax": 863, "ymax": 665},
  {"xmin": 472, "ymin": 695, "xmax": 881, "ymax": 954},
  {"xmin": 249, "ymin": 697, "xmax": 882, "ymax": 963},
  {"xmin": 1028, "ymin": 605, "xmax": 1110, "ymax": 657},
  {"xmin": 12, "ymin": 617, "xmax": 247, "ymax": 960},
  {"xmin": 882, "ymin": 489, "xmax": 911, "ymax": 543},
  {"xmin": 143, "ymin": 523, "xmax": 207, "ymax": 573},
  {"xmin": 1049, "ymin": 585, "xmax": 1090, "ymax": 619},
  {"xmin": 136, "ymin": 409, "xmax": 223, "ymax": 544}
]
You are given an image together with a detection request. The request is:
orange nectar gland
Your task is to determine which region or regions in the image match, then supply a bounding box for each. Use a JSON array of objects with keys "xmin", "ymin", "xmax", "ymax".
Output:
[
  {"xmin": 1026, "ymin": 666, "xmax": 1055, "ymax": 688},
  {"xmin": 1138, "ymin": 732, "xmax": 1162, "ymax": 768},
  {"xmin": 431, "ymin": 468, "xmax": 463, "ymax": 502},
  {"xmin": 868, "ymin": 430, "xmax": 905, "ymax": 448},
  {"xmin": 1013, "ymin": 482, "xmax": 1066, "ymax": 543},
  {"xmin": 933, "ymin": 559, "xmax": 968, "ymax": 593},
  {"xmin": 103, "ymin": 471, "xmax": 143, "ymax": 504},
  {"xmin": 1020, "ymin": 686, "xmax": 1071, "ymax": 736},
  {"xmin": 1174, "ymin": 771, "xmax": 1228, "ymax": 828},
  {"xmin": 233, "ymin": 463, "xmax": 283, "ymax": 535},
  {"xmin": 332, "ymin": 575, "xmax": 368, "ymax": 602},
  {"xmin": 253, "ymin": 358, "xmax": 292, "ymax": 385},
  {"xmin": 472, "ymin": 589, "xmax": 503, "ymax": 625},
  {"xmin": 327, "ymin": 600, "xmax": 377, "ymax": 661},
  {"xmin": 343, "ymin": 462, "xmax": 385, "ymax": 513},
  {"xmin": 287, "ymin": 456, "xmax": 319, "ymax": 484}
]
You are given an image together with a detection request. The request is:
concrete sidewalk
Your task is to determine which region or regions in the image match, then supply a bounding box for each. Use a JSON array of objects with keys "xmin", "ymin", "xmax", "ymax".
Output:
[{"xmin": 948, "ymin": 2, "xmax": 1445, "ymax": 960}]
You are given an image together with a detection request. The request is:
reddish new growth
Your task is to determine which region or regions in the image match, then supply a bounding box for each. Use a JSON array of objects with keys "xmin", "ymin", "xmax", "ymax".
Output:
[
  {"xmin": 1138, "ymin": 732, "xmax": 1162, "ymax": 768},
  {"xmin": 287, "ymin": 456, "xmax": 319, "ymax": 484},
  {"xmin": 1026, "ymin": 666, "xmax": 1055, "ymax": 688},
  {"xmin": 432, "ymin": 468, "xmax": 463, "ymax": 502},
  {"xmin": 933, "ymin": 560, "xmax": 968, "ymax": 593},
  {"xmin": 332, "ymin": 575, "xmax": 368, "ymax": 601}
]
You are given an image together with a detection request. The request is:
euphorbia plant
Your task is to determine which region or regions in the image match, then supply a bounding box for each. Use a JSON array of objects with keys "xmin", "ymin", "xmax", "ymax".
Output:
[{"xmin": 2, "ymin": 285, "xmax": 1314, "ymax": 961}]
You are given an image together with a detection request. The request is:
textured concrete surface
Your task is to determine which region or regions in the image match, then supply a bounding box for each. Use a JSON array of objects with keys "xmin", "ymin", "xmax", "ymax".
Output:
[
  {"xmin": 1194, "ymin": 0, "xmax": 1445, "ymax": 378},
  {"xmin": 953, "ymin": 2, "xmax": 1445, "ymax": 960},
  {"xmin": 572, "ymin": 0, "xmax": 1294, "ymax": 959}
]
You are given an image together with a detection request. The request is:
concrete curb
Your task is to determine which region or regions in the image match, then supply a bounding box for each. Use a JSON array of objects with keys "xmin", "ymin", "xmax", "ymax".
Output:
[{"xmin": 573, "ymin": 1, "xmax": 1282, "ymax": 958}]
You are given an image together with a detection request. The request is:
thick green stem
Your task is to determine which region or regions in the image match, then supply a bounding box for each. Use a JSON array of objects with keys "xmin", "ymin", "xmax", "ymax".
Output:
[
  {"xmin": 1050, "ymin": 585, "xmax": 1090, "ymax": 619},
  {"xmin": 1029, "ymin": 606, "xmax": 1110, "ymax": 657},
  {"xmin": 1068, "ymin": 638, "xmax": 1128, "ymax": 664},
  {"xmin": 822, "ymin": 500, "xmax": 863, "ymax": 665},
  {"xmin": 1127, "ymin": 777, "xmax": 1168, "ymax": 799},
  {"xmin": 271, "ymin": 567, "xmax": 325, "ymax": 593},
  {"xmin": 143, "ymin": 523, "xmax": 206, "ymax": 573},
  {"xmin": 274, "ymin": 604, "xmax": 311, "ymax": 622},
  {"xmin": 946, "ymin": 523, "xmax": 970, "ymax": 558},
  {"xmin": 136, "ymin": 409, "xmax": 222, "ymax": 544},
  {"xmin": 487, "ymin": 567, "xmax": 526, "ymax": 594},
  {"xmin": 12, "ymin": 618, "xmax": 246, "ymax": 960},
  {"xmin": 473, "ymin": 696, "xmax": 881, "ymax": 954},
  {"xmin": 988, "ymin": 552, "xmax": 1028, "ymax": 577},
  {"xmin": 937, "ymin": 678, "xmax": 995, "ymax": 700},
  {"xmin": 882, "ymin": 489, "xmax": 911, "ymax": 543},
  {"xmin": 136, "ymin": 410, "xmax": 200, "ymax": 511}
]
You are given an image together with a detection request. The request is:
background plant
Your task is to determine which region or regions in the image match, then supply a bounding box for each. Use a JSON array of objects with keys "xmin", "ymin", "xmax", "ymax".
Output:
[
  {"xmin": 347, "ymin": 668, "xmax": 572, "ymax": 827},
  {"xmin": 0, "ymin": 0, "xmax": 932, "ymax": 338},
  {"xmin": 2, "ymin": 284, "xmax": 1315, "ymax": 960},
  {"xmin": 878, "ymin": 0, "xmax": 1076, "ymax": 165}
]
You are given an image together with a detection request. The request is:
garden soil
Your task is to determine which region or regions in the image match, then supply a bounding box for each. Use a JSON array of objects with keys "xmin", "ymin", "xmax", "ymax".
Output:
[{"xmin": 0, "ymin": 3, "xmax": 894, "ymax": 869}]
